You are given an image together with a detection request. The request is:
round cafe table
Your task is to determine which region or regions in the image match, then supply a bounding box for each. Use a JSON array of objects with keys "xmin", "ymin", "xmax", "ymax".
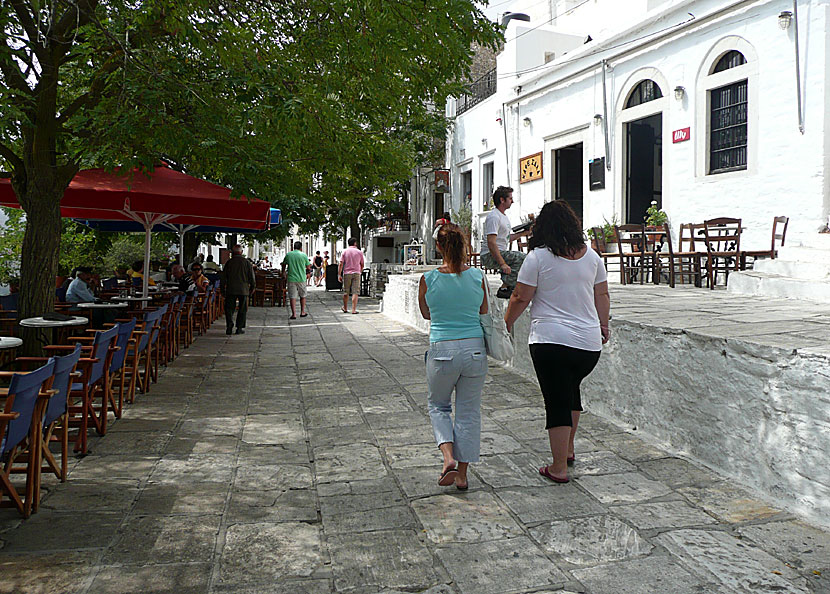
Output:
[
  {"xmin": 19, "ymin": 316, "xmax": 89, "ymax": 345},
  {"xmin": 76, "ymin": 301, "xmax": 130, "ymax": 328},
  {"xmin": 0, "ymin": 337, "xmax": 23, "ymax": 349},
  {"xmin": 112, "ymin": 296, "xmax": 153, "ymax": 310}
]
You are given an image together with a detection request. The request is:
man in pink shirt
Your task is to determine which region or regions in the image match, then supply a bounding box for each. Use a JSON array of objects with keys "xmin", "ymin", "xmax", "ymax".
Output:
[{"xmin": 338, "ymin": 237, "xmax": 365, "ymax": 314}]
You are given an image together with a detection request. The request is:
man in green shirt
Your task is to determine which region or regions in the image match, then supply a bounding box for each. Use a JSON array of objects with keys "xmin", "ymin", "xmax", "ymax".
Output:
[{"xmin": 282, "ymin": 241, "xmax": 311, "ymax": 319}]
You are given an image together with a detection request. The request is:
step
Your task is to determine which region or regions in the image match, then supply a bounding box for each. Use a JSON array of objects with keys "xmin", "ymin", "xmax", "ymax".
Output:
[
  {"xmin": 727, "ymin": 270, "xmax": 830, "ymax": 303},
  {"xmin": 777, "ymin": 244, "xmax": 830, "ymax": 264},
  {"xmin": 753, "ymin": 258, "xmax": 830, "ymax": 280}
]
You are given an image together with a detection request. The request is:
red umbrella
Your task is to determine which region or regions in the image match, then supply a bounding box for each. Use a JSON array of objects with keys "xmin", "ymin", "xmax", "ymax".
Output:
[{"xmin": 0, "ymin": 162, "xmax": 271, "ymax": 296}]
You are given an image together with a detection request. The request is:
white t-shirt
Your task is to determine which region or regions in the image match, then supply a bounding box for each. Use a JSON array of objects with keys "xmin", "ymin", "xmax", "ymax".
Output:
[
  {"xmin": 480, "ymin": 208, "xmax": 511, "ymax": 256},
  {"xmin": 516, "ymin": 246, "xmax": 607, "ymax": 351}
]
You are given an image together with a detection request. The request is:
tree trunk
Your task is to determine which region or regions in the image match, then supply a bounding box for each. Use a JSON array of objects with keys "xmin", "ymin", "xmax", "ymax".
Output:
[
  {"xmin": 18, "ymin": 193, "xmax": 62, "ymax": 356},
  {"xmin": 349, "ymin": 219, "xmax": 360, "ymax": 244}
]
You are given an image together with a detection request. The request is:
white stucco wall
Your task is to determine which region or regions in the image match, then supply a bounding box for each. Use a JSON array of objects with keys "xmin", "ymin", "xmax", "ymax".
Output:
[
  {"xmin": 450, "ymin": 0, "xmax": 829, "ymax": 251},
  {"xmin": 381, "ymin": 272, "xmax": 830, "ymax": 528}
]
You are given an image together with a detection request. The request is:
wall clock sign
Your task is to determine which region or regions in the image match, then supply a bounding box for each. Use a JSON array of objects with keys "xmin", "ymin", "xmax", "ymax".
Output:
[{"xmin": 519, "ymin": 152, "xmax": 543, "ymax": 184}]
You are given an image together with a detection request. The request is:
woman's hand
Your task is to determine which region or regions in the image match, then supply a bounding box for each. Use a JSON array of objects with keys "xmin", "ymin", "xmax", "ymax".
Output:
[{"xmin": 601, "ymin": 325, "xmax": 610, "ymax": 344}]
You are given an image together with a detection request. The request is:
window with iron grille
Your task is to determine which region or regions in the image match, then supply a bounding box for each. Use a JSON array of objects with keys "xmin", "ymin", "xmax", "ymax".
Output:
[
  {"xmin": 713, "ymin": 50, "xmax": 746, "ymax": 73},
  {"xmin": 709, "ymin": 80, "xmax": 747, "ymax": 173},
  {"xmin": 625, "ymin": 80, "xmax": 662, "ymax": 108}
]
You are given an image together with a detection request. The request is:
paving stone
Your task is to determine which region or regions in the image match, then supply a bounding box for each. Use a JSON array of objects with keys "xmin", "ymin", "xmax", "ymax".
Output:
[
  {"xmin": 412, "ymin": 492, "xmax": 524, "ymax": 543},
  {"xmin": 328, "ymin": 530, "xmax": 440, "ymax": 592},
  {"xmin": 133, "ymin": 482, "xmax": 228, "ymax": 515},
  {"xmin": 241, "ymin": 414, "xmax": 305, "ymax": 444},
  {"xmin": 373, "ymin": 424, "xmax": 434, "ymax": 446},
  {"xmin": 571, "ymin": 450, "xmax": 637, "ymax": 476},
  {"xmin": 92, "ymin": 431, "xmax": 171, "ymax": 456},
  {"xmin": 0, "ymin": 511, "xmax": 121, "ymax": 552},
  {"xmin": 314, "ymin": 443, "xmax": 386, "ymax": 483},
  {"xmin": 579, "ymin": 472, "xmax": 672, "ymax": 504},
  {"xmin": 227, "ymin": 489, "xmax": 317, "ymax": 522},
  {"xmin": 0, "ymin": 551, "xmax": 98, "ymax": 594},
  {"xmin": 218, "ymin": 522, "xmax": 326, "ymax": 586},
  {"xmin": 319, "ymin": 490, "xmax": 408, "ymax": 516},
  {"xmin": 657, "ymin": 528, "xmax": 810, "ymax": 593},
  {"xmin": 316, "ymin": 478, "xmax": 402, "ymax": 498},
  {"xmin": 478, "ymin": 431, "xmax": 524, "ymax": 455},
  {"xmin": 308, "ymin": 424, "xmax": 376, "ymax": 449},
  {"xmin": 498, "ymin": 485, "xmax": 607, "ymax": 524},
  {"xmin": 164, "ymin": 434, "xmax": 239, "ymax": 455},
  {"xmin": 306, "ymin": 404, "xmax": 365, "ymax": 428},
  {"xmin": 391, "ymin": 465, "xmax": 462, "ymax": 499},
  {"xmin": 364, "ymin": 411, "xmax": 427, "ymax": 430},
  {"xmin": 357, "ymin": 393, "xmax": 414, "ymax": 414},
  {"xmin": 233, "ymin": 463, "xmax": 313, "ymax": 491},
  {"xmin": 435, "ymin": 536, "xmax": 567, "ymax": 594},
  {"xmin": 612, "ymin": 500, "xmax": 718, "ymax": 530},
  {"xmin": 149, "ymin": 454, "xmax": 236, "ymax": 484},
  {"xmin": 211, "ymin": 580, "xmax": 333, "ymax": 594},
  {"xmin": 238, "ymin": 442, "xmax": 311, "ymax": 465},
  {"xmin": 323, "ymin": 503, "xmax": 416, "ymax": 534},
  {"xmin": 738, "ymin": 520, "xmax": 830, "ymax": 577},
  {"xmin": 68, "ymin": 455, "xmax": 158, "ymax": 482},
  {"xmin": 530, "ymin": 514, "xmax": 653, "ymax": 566},
  {"xmin": 89, "ymin": 562, "xmax": 212, "ymax": 593},
  {"xmin": 39, "ymin": 480, "xmax": 139, "ymax": 512},
  {"xmin": 678, "ymin": 482, "xmax": 782, "ymax": 523},
  {"xmin": 107, "ymin": 417, "xmax": 180, "ymax": 433},
  {"xmin": 572, "ymin": 554, "xmax": 711, "ymax": 594},
  {"xmin": 592, "ymin": 432, "xmax": 667, "ymax": 462},
  {"xmin": 103, "ymin": 514, "xmax": 221, "ymax": 564},
  {"xmin": 471, "ymin": 452, "xmax": 548, "ymax": 489},
  {"xmin": 384, "ymin": 443, "xmax": 439, "ymax": 468},
  {"xmin": 639, "ymin": 456, "xmax": 720, "ymax": 488},
  {"xmin": 177, "ymin": 416, "xmax": 244, "ymax": 437}
]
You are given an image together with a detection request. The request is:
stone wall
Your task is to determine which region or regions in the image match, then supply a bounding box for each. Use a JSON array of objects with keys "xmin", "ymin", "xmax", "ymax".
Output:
[{"xmin": 381, "ymin": 272, "xmax": 830, "ymax": 528}]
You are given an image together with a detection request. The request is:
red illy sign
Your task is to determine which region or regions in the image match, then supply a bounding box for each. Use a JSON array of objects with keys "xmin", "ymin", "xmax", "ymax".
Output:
[{"xmin": 673, "ymin": 127, "xmax": 691, "ymax": 143}]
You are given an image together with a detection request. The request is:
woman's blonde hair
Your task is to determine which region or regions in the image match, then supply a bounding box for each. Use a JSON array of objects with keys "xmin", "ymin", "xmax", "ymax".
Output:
[{"xmin": 435, "ymin": 223, "xmax": 468, "ymax": 274}]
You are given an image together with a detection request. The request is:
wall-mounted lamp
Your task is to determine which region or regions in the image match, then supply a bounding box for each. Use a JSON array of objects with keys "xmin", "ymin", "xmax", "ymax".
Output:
[
  {"xmin": 593, "ymin": 113, "xmax": 603, "ymax": 125},
  {"xmin": 778, "ymin": 10, "xmax": 793, "ymax": 30},
  {"xmin": 523, "ymin": 116, "xmax": 532, "ymax": 127},
  {"xmin": 674, "ymin": 85, "xmax": 686, "ymax": 100},
  {"xmin": 481, "ymin": 138, "xmax": 488, "ymax": 146}
]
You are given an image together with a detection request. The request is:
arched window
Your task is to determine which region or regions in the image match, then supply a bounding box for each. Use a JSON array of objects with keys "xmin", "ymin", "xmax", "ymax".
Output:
[
  {"xmin": 709, "ymin": 51, "xmax": 749, "ymax": 173},
  {"xmin": 625, "ymin": 80, "xmax": 663, "ymax": 108},
  {"xmin": 713, "ymin": 50, "xmax": 746, "ymax": 73}
]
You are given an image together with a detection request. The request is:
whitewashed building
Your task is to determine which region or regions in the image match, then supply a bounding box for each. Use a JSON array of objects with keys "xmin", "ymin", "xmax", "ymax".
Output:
[{"xmin": 446, "ymin": 0, "xmax": 828, "ymax": 257}]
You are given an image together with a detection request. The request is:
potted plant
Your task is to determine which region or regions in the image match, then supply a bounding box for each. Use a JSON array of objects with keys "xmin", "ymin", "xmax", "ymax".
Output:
[
  {"xmin": 601, "ymin": 215, "xmax": 619, "ymax": 253},
  {"xmin": 645, "ymin": 201, "xmax": 668, "ymax": 228}
]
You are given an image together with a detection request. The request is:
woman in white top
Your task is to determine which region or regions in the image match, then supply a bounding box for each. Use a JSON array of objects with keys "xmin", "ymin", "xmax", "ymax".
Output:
[{"xmin": 504, "ymin": 201, "xmax": 610, "ymax": 483}]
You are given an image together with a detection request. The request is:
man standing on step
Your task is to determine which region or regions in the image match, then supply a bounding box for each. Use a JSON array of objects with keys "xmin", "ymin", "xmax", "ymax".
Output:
[
  {"xmin": 282, "ymin": 241, "xmax": 311, "ymax": 319},
  {"xmin": 222, "ymin": 244, "xmax": 256, "ymax": 335},
  {"xmin": 338, "ymin": 237, "xmax": 364, "ymax": 314},
  {"xmin": 480, "ymin": 186, "xmax": 529, "ymax": 299}
]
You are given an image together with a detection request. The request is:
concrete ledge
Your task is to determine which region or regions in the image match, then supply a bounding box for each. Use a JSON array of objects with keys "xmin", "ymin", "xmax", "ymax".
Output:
[{"xmin": 381, "ymin": 273, "xmax": 830, "ymax": 528}]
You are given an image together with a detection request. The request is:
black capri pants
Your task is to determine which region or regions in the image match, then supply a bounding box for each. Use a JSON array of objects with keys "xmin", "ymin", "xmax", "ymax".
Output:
[{"xmin": 529, "ymin": 343, "xmax": 601, "ymax": 429}]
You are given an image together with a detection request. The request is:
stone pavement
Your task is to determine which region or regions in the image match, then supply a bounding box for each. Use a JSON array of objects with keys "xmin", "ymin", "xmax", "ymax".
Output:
[{"xmin": 1, "ymin": 286, "xmax": 829, "ymax": 594}]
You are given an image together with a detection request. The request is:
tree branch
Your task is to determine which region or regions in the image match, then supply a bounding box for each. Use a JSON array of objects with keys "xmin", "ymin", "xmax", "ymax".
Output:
[
  {"xmin": 7, "ymin": 0, "xmax": 48, "ymax": 63},
  {"xmin": 56, "ymin": 55, "xmax": 121, "ymax": 125},
  {"xmin": 0, "ymin": 140, "xmax": 24, "ymax": 174},
  {"xmin": 0, "ymin": 42, "xmax": 33, "ymax": 96}
]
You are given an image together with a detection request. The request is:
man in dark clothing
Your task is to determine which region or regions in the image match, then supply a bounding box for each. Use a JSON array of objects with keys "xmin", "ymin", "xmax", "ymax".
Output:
[
  {"xmin": 221, "ymin": 244, "xmax": 256, "ymax": 335},
  {"xmin": 171, "ymin": 264, "xmax": 196, "ymax": 295}
]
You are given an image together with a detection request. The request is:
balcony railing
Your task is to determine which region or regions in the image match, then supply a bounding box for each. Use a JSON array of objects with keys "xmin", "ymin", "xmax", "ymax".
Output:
[{"xmin": 456, "ymin": 68, "xmax": 497, "ymax": 116}]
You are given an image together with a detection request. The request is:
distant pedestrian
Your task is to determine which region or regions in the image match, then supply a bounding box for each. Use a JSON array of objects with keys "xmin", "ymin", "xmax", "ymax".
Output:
[
  {"xmin": 418, "ymin": 223, "xmax": 488, "ymax": 490},
  {"xmin": 221, "ymin": 244, "xmax": 256, "ymax": 335},
  {"xmin": 282, "ymin": 241, "xmax": 310, "ymax": 319},
  {"xmin": 312, "ymin": 251, "xmax": 324, "ymax": 286},
  {"xmin": 322, "ymin": 251, "xmax": 330, "ymax": 283},
  {"xmin": 503, "ymin": 201, "xmax": 610, "ymax": 483},
  {"xmin": 338, "ymin": 238, "xmax": 364, "ymax": 314}
]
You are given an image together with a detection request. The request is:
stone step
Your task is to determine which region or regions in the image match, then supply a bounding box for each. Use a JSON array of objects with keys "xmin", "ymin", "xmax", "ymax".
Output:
[
  {"xmin": 753, "ymin": 258, "xmax": 830, "ymax": 280},
  {"xmin": 727, "ymin": 270, "xmax": 830, "ymax": 303},
  {"xmin": 777, "ymin": 244, "xmax": 830, "ymax": 264}
]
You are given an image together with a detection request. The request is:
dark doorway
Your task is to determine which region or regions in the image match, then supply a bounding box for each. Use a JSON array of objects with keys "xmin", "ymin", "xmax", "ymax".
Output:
[
  {"xmin": 555, "ymin": 143, "xmax": 583, "ymax": 222},
  {"xmin": 625, "ymin": 113, "xmax": 662, "ymax": 224}
]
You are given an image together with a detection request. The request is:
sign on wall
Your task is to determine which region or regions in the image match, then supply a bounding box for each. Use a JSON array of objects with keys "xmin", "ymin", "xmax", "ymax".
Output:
[
  {"xmin": 519, "ymin": 152, "xmax": 543, "ymax": 184},
  {"xmin": 589, "ymin": 158, "xmax": 605, "ymax": 190},
  {"xmin": 672, "ymin": 127, "xmax": 691, "ymax": 143}
]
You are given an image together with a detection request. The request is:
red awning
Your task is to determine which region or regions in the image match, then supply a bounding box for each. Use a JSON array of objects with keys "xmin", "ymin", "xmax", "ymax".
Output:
[{"xmin": 0, "ymin": 162, "xmax": 270, "ymax": 230}]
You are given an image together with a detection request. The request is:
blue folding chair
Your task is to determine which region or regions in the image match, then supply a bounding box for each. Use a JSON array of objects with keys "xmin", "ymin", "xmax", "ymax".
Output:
[{"xmin": 0, "ymin": 359, "xmax": 56, "ymax": 517}]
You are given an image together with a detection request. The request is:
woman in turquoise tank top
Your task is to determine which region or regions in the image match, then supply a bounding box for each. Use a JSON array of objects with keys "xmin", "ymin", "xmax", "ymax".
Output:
[{"xmin": 418, "ymin": 223, "xmax": 488, "ymax": 490}]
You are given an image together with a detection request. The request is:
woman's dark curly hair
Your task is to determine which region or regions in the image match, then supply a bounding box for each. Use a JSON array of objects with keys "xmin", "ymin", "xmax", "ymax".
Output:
[{"xmin": 528, "ymin": 200, "xmax": 586, "ymax": 258}]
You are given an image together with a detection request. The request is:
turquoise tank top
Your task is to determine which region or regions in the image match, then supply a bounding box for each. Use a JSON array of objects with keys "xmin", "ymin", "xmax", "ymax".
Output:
[{"xmin": 424, "ymin": 267, "xmax": 485, "ymax": 343}]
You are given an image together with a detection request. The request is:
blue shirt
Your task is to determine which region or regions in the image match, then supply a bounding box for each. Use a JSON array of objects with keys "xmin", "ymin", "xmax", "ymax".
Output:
[
  {"xmin": 424, "ymin": 267, "xmax": 484, "ymax": 343},
  {"xmin": 66, "ymin": 277, "xmax": 95, "ymax": 303}
]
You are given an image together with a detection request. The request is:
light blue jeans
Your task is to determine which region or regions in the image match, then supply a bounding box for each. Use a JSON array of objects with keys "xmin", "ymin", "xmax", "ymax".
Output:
[{"xmin": 425, "ymin": 337, "xmax": 487, "ymax": 463}]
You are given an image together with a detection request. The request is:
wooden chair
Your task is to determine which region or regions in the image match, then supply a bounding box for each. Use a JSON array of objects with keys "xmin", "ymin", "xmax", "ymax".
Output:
[
  {"xmin": 590, "ymin": 227, "xmax": 621, "ymax": 276},
  {"xmin": 614, "ymin": 224, "xmax": 648, "ymax": 284},
  {"xmin": 45, "ymin": 325, "xmax": 118, "ymax": 454},
  {"xmin": 253, "ymin": 276, "xmax": 274, "ymax": 307},
  {"xmin": 702, "ymin": 217, "xmax": 742, "ymax": 289},
  {"xmin": 741, "ymin": 215, "xmax": 789, "ymax": 269},
  {"xmin": 179, "ymin": 297, "xmax": 196, "ymax": 349},
  {"xmin": 0, "ymin": 358, "xmax": 56, "ymax": 518},
  {"xmin": 274, "ymin": 274, "xmax": 287, "ymax": 307},
  {"xmin": 653, "ymin": 224, "xmax": 700, "ymax": 287}
]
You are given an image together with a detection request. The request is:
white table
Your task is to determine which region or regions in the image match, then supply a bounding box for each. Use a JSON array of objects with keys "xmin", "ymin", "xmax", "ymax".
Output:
[
  {"xmin": 0, "ymin": 336, "xmax": 22, "ymax": 349},
  {"xmin": 19, "ymin": 316, "xmax": 89, "ymax": 328},
  {"xmin": 75, "ymin": 302, "xmax": 129, "ymax": 309},
  {"xmin": 112, "ymin": 296, "xmax": 152, "ymax": 302}
]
